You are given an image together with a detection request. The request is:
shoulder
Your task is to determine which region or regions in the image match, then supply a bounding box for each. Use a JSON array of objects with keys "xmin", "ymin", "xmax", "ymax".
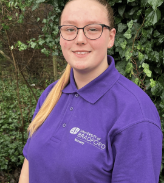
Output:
[{"xmin": 109, "ymin": 74, "xmax": 161, "ymax": 130}]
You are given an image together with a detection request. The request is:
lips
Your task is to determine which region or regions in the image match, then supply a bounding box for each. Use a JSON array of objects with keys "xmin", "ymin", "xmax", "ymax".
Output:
[
  {"xmin": 72, "ymin": 50, "xmax": 91, "ymax": 55},
  {"xmin": 74, "ymin": 52, "xmax": 89, "ymax": 55}
]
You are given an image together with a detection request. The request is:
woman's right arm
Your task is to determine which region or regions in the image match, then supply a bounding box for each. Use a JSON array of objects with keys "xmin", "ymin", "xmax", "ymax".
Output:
[{"xmin": 19, "ymin": 158, "xmax": 29, "ymax": 183}]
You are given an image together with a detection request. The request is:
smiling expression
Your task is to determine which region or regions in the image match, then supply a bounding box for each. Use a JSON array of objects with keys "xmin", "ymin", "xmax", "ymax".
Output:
[{"xmin": 60, "ymin": 0, "xmax": 116, "ymax": 75}]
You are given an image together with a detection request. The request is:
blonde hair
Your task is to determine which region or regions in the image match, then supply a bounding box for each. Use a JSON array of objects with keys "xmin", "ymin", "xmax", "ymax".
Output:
[
  {"xmin": 28, "ymin": 64, "xmax": 71, "ymax": 137},
  {"xmin": 28, "ymin": 0, "xmax": 114, "ymax": 137}
]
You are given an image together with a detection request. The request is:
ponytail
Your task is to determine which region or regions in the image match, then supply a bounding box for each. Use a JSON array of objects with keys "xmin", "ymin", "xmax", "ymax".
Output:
[{"xmin": 27, "ymin": 64, "xmax": 71, "ymax": 137}]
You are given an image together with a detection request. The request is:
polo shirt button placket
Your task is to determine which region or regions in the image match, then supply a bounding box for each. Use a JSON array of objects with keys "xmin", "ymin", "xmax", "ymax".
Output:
[
  {"xmin": 70, "ymin": 107, "xmax": 73, "ymax": 111},
  {"xmin": 63, "ymin": 123, "xmax": 66, "ymax": 128},
  {"xmin": 75, "ymin": 94, "xmax": 78, "ymax": 97}
]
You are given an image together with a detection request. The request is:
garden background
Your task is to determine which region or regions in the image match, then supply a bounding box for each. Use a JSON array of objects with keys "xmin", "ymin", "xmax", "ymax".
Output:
[{"xmin": 0, "ymin": 0, "xmax": 164, "ymax": 182}]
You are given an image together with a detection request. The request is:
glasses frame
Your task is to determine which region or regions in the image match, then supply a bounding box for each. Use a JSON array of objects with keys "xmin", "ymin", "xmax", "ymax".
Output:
[{"xmin": 58, "ymin": 24, "xmax": 112, "ymax": 41}]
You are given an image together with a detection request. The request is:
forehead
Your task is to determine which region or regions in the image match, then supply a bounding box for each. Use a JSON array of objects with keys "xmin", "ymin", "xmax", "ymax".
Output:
[{"xmin": 61, "ymin": 0, "xmax": 108, "ymax": 25}]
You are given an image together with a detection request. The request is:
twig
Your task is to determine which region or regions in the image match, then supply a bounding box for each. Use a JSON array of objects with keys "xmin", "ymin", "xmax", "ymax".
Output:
[
  {"xmin": 5, "ymin": 29, "xmax": 25, "ymax": 145},
  {"xmin": 0, "ymin": 50, "xmax": 14, "ymax": 64},
  {"xmin": 132, "ymin": 17, "xmax": 145, "ymax": 52}
]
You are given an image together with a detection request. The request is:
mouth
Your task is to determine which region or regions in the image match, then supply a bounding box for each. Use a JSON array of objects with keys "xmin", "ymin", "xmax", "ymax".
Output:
[
  {"xmin": 72, "ymin": 51, "xmax": 91, "ymax": 57},
  {"xmin": 73, "ymin": 51, "xmax": 91, "ymax": 55}
]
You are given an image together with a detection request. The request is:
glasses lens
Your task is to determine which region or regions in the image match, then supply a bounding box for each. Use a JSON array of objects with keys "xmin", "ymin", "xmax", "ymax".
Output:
[
  {"xmin": 84, "ymin": 24, "xmax": 102, "ymax": 40},
  {"xmin": 60, "ymin": 26, "xmax": 77, "ymax": 40}
]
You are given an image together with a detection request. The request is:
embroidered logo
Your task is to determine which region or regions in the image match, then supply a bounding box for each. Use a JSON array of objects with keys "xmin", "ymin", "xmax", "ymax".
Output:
[
  {"xmin": 70, "ymin": 127, "xmax": 106, "ymax": 150},
  {"xmin": 70, "ymin": 127, "xmax": 80, "ymax": 134}
]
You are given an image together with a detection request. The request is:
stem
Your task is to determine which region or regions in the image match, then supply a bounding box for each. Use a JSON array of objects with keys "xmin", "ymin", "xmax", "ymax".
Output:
[
  {"xmin": 132, "ymin": 17, "xmax": 145, "ymax": 52},
  {"xmin": 5, "ymin": 30, "xmax": 24, "ymax": 145},
  {"xmin": 53, "ymin": 54, "xmax": 58, "ymax": 81},
  {"xmin": 19, "ymin": 68, "xmax": 38, "ymax": 102}
]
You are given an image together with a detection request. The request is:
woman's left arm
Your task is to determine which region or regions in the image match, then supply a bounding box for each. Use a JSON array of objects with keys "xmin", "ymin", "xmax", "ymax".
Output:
[{"xmin": 111, "ymin": 121, "xmax": 162, "ymax": 183}]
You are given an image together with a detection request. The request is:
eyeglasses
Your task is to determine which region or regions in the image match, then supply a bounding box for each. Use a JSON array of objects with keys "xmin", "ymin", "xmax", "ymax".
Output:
[{"xmin": 58, "ymin": 24, "xmax": 111, "ymax": 41}]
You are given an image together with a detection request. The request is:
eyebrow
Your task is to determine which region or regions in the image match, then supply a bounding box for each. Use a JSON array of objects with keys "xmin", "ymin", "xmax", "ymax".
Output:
[{"xmin": 62, "ymin": 20, "xmax": 102, "ymax": 25}]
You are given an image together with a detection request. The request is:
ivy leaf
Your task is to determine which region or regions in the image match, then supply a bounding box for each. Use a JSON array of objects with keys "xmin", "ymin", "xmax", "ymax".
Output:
[
  {"xmin": 141, "ymin": 0, "xmax": 148, "ymax": 7},
  {"xmin": 2, "ymin": 23, "xmax": 9, "ymax": 30},
  {"xmin": 118, "ymin": 5, "xmax": 126, "ymax": 17},
  {"xmin": 38, "ymin": 38, "xmax": 45, "ymax": 45},
  {"xmin": 52, "ymin": 50, "xmax": 58, "ymax": 56},
  {"xmin": 128, "ymin": 7, "xmax": 138, "ymax": 15},
  {"xmin": 153, "ymin": 30, "xmax": 160, "ymax": 37},
  {"xmin": 127, "ymin": 0, "xmax": 135, "ymax": 3},
  {"xmin": 7, "ymin": 16, "xmax": 12, "ymax": 20},
  {"xmin": 118, "ymin": 23, "xmax": 127, "ymax": 32},
  {"xmin": 32, "ymin": 3, "xmax": 39, "ymax": 11},
  {"xmin": 142, "ymin": 63, "xmax": 152, "ymax": 77},
  {"xmin": 18, "ymin": 43, "xmax": 28, "ymax": 51},
  {"xmin": 147, "ymin": 0, "xmax": 163, "ymax": 10},
  {"xmin": 115, "ymin": 17, "xmax": 121, "ymax": 24},
  {"xmin": 36, "ymin": 0, "xmax": 46, "ymax": 3},
  {"xmin": 150, "ymin": 79, "xmax": 156, "ymax": 88},
  {"xmin": 137, "ymin": 10, "xmax": 142, "ymax": 16},
  {"xmin": 115, "ymin": 61, "xmax": 126, "ymax": 75},
  {"xmin": 125, "ymin": 62, "xmax": 133, "ymax": 73},
  {"xmin": 42, "ymin": 19, "xmax": 47, "ymax": 23},
  {"xmin": 134, "ymin": 78, "xmax": 140, "ymax": 85},
  {"xmin": 158, "ymin": 35, "xmax": 164, "ymax": 44},
  {"xmin": 125, "ymin": 48, "xmax": 132, "ymax": 61},
  {"xmin": 30, "ymin": 42, "xmax": 37, "ymax": 49},
  {"xmin": 127, "ymin": 20, "xmax": 133, "ymax": 29},
  {"xmin": 145, "ymin": 8, "xmax": 161, "ymax": 26},
  {"xmin": 120, "ymin": 40, "xmax": 127, "ymax": 50},
  {"xmin": 41, "ymin": 48, "xmax": 50, "ymax": 56},
  {"xmin": 138, "ymin": 52, "xmax": 144, "ymax": 61},
  {"xmin": 110, "ymin": 0, "xmax": 122, "ymax": 6},
  {"xmin": 123, "ymin": 29, "xmax": 132, "ymax": 39}
]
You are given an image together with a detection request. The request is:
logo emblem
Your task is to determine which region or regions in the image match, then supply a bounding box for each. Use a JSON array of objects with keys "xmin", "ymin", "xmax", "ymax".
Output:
[{"xmin": 70, "ymin": 127, "xmax": 80, "ymax": 134}]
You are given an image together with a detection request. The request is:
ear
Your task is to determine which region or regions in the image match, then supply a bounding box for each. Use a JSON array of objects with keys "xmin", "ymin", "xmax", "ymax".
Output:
[{"xmin": 107, "ymin": 28, "xmax": 116, "ymax": 49}]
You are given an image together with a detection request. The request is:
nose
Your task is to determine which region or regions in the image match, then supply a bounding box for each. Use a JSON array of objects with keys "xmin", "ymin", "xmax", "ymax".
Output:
[{"xmin": 75, "ymin": 29, "xmax": 87, "ymax": 45}]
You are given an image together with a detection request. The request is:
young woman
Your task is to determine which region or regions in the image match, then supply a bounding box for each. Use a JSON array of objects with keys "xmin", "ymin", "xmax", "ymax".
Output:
[{"xmin": 19, "ymin": 0, "xmax": 162, "ymax": 182}]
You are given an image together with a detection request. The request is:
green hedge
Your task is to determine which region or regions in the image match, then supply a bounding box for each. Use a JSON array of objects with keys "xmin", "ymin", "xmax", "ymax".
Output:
[{"xmin": 0, "ymin": 78, "xmax": 43, "ymax": 171}]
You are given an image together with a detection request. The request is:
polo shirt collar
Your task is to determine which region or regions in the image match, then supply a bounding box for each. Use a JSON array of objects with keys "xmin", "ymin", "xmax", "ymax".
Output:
[{"xmin": 62, "ymin": 55, "xmax": 120, "ymax": 104}]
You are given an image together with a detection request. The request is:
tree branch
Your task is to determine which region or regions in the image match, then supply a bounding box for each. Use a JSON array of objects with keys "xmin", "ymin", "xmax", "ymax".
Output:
[{"xmin": 0, "ymin": 50, "xmax": 14, "ymax": 64}]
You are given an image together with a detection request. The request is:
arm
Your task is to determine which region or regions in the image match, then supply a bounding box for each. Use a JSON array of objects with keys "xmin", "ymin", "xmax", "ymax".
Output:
[
  {"xmin": 19, "ymin": 158, "xmax": 29, "ymax": 183},
  {"xmin": 111, "ymin": 122, "xmax": 162, "ymax": 183}
]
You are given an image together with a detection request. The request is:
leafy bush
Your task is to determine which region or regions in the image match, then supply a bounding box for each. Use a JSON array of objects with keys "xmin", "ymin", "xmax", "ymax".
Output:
[{"xmin": 0, "ymin": 78, "xmax": 43, "ymax": 171}]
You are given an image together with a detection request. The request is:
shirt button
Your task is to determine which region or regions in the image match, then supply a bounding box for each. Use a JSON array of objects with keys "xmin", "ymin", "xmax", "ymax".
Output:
[
  {"xmin": 70, "ymin": 107, "xmax": 73, "ymax": 111},
  {"xmin": 63, "ymin": 123, "xmax": 66, "ymax": 127},
  {"xmin": 75, "ymin": 94, "xmax": 78, "ymax": 97}
]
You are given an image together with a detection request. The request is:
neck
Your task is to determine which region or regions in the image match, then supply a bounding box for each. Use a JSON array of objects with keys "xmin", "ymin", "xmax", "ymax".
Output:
[{"xmin": 73, "ymin": 62, "xmax": 108, "ymax": 90}]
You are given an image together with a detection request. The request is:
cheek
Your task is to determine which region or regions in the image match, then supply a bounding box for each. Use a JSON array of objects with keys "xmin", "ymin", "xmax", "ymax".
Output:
[
  {"xmin": 60, "ymin": 38, "xmax": 66, "ymax": 49},
  {"xmin": 91, "ymin": 38, "xmax": 107, "ymax": 51},
  {"xmin": 60, "ymin": 38, "xmax": 69, "ymax": 49},
  {"xmin": 63, "ymin": 41, "xmax": 68, "ymax": 48}
]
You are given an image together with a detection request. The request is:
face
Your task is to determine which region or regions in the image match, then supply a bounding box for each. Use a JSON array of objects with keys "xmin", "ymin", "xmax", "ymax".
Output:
[{"xmin": 60, "ymin": 0, "xmax": 116, "ymax": 75}]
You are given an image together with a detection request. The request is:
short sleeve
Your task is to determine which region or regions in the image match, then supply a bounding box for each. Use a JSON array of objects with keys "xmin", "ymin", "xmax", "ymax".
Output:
[
  {"xmin": 22, "ymin": 81, "xmax": 58, "ymax": 160},
  {"xmin": 111, "ymin": 122, "xmax": 162, "ymax": 183}
]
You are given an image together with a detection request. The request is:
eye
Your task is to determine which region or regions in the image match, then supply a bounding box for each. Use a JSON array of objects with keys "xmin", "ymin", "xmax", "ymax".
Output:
[
  {"xmin": 66, "ymin": 28, "xmax": 76, "ymax": 32},
  {"xmin": 88, "ymin": 28, "xmax": 98, "ymax": 32}
]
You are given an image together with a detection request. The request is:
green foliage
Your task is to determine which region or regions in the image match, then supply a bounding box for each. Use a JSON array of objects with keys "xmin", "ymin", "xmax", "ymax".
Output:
[
  {"xmin": 12, "ymin": 0, "xmax": 66, "ymax": 57},
  {"xmin": 0, "ymin": 79, "xmax": 43, "ymax": 171}
]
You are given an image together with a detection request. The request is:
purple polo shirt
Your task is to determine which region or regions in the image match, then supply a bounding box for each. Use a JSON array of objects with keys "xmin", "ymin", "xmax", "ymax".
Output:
[{"xmin": 23, "ymin": 55, "xmax": 162, "ymax": 183}]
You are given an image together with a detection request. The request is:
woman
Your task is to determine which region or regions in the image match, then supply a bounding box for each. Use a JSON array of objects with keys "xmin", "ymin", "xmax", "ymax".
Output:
[{"xmin": 19, "ymin": 0, "xmax": 162, "ymax": 182}]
